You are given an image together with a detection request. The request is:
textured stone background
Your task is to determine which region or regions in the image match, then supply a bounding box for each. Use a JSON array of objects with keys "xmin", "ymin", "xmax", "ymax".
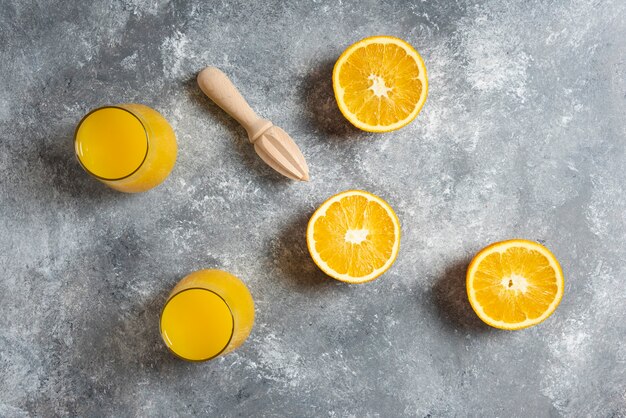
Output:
[{"xmin": 1, "ymin": 0, "xmax": 625, "ymax": 416}]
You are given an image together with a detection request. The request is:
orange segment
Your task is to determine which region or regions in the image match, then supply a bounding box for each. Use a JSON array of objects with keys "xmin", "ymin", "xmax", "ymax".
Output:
[
  {"xmin": 333, "ymin": 36, "xmax": 428, "ymax": 132},
  {"xmin": 466, "ymin": 239, "xmax": 564, "ymax": 330},
  {"xmin": 307, "ymin": 190, "xmax": 401, "ymax": 283}
]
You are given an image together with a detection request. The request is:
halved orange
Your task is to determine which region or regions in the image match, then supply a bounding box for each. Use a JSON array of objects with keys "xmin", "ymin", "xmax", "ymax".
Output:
[
  {"xmin": 332, "ymin": 35, "xmax": 428, "ymax": 132},
  {"xmin": 307, "ymin": 190, "xmax": 401, "ymax": 283},
  {"xmin": 467, "ymin": 239, "xmax": 564, "ymax": 330}
]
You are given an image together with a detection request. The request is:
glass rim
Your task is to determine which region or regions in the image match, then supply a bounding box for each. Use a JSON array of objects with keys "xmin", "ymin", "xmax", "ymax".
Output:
[
  {"xmin": 74, "ymin": 105, "xmax": 150, "ymax": 181},
  {"xmin": 159, "ymin": 287, "xmax": 235, "ymax": 362}
]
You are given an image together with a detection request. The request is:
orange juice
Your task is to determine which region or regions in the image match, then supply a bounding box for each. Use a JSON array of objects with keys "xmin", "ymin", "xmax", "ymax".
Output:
[
  {"xmin": 75, "ymin": 104, "xmax": 177, "ymax": 193},
  {"xmin": 160, "ymin": 270, "xmax": 255, "ymax": 361}
]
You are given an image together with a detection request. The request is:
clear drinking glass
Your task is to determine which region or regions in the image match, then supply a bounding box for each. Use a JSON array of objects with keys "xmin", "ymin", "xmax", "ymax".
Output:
[
  {"xmin": 74, "ymin": 104, "xmax": 177, "ymax": 193},
  {"xmin": 160, "ymin": 270, "xmax": 255, "ymax": 362}
]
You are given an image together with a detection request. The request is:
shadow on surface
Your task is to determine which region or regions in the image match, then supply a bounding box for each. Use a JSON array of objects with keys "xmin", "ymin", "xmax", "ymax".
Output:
[
  {"xmin": 81, "ymin": 280, "xmax": 191, "ymax": 375},
  {"xmin": 271, "ymin": 211, "xmax": 335, "ymax": 290},
  {"xmin": 119, "ymin": 285, "xmax": 177, "ymax": 367},
  {"xmin": 50, "ymin": 276, "xmax": 195, "ymax": 414},
  {"xmin": 34, "ymin": 132, "xmax": 122, "ymax": 202},
  {"xmin": 182, "ymin": 74, "xmax": 291, "ymax": 185},
  {"xmin": 432, "ymin": 258, "xmax": 492, "ymax": 332},
  {"xmin": 299, "ymin": 59, "xmax": 362, "ymax": 141}
]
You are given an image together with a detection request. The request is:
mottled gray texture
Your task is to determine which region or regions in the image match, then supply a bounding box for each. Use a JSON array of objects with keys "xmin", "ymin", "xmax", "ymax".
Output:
[{"xmin": 0, "ymin": 0, "xmax": 625, "ymax": 416}]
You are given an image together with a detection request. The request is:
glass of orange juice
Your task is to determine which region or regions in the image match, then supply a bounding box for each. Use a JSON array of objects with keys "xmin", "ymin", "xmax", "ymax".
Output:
[
  {"xmin": 160, "ymin": 269, "xmax": 255, "ymax": 362},
  {"xmin": 74, "ymin": 104, "xmax": 177, "ymax": 193}
]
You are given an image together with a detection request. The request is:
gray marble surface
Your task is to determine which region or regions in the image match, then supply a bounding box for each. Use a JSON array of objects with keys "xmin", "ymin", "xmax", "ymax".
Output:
[{"xmin": 1, "ymin": 0, "xmax": 625, "ymax": 416}]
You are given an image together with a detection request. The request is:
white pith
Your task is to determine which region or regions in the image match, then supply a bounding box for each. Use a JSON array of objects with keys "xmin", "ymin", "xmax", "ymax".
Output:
[
  {"xmin": 345, "ymin": 229, "xmax": 369, "ymax": 244},
  {"xmin": 501, "ymin": 274, "xmax": 529, "ymax": 293},
  {"xmin": 368, "ymin": 75, "xmax": 392, "ymax": 98}
]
